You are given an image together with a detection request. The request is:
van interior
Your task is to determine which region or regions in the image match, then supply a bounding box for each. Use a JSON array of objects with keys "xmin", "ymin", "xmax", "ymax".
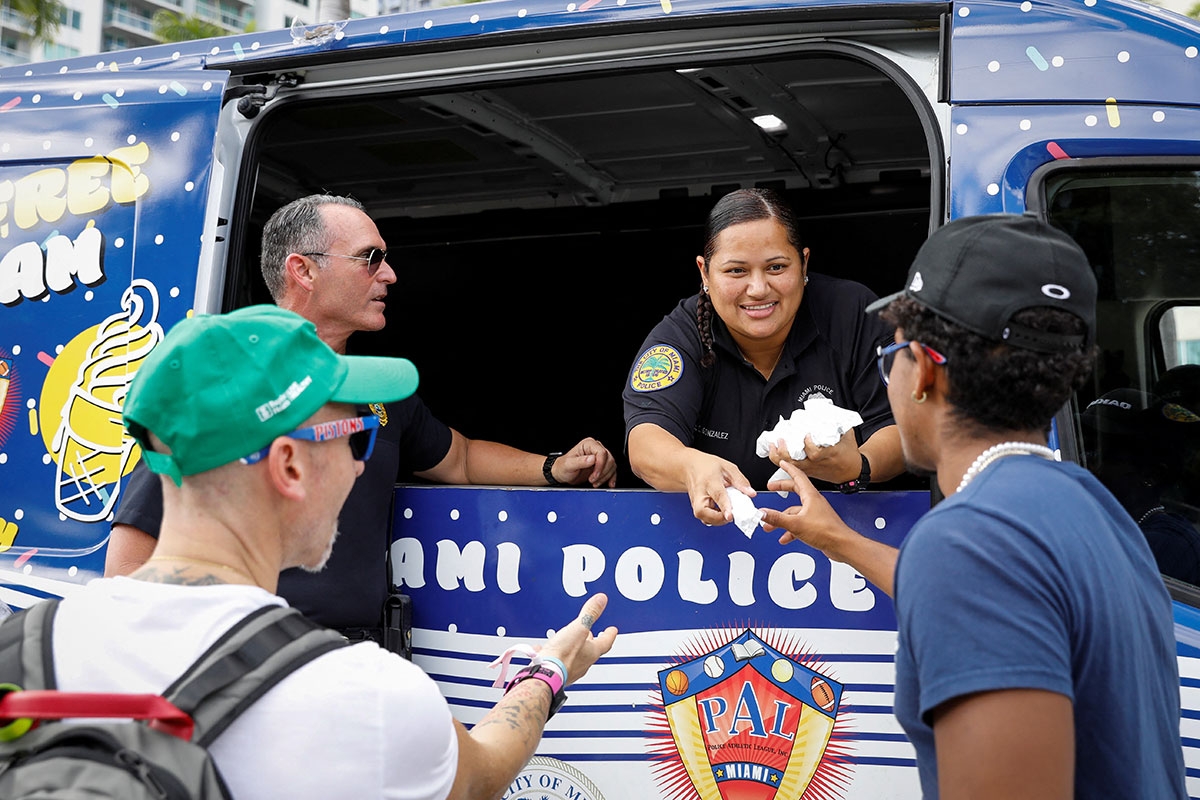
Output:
[{"xmin": 225, "ymin": 45, "xmax": 939, "ymax": 488}]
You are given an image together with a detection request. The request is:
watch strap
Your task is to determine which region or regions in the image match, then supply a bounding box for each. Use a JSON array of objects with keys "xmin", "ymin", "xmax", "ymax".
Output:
[
  {"xmin": 543, "ymin": 452, "xmax": 564, "ymax": 486},
  {"xmin": 837, "ymin": 453, "xmax": 871, "ymax": 494}
]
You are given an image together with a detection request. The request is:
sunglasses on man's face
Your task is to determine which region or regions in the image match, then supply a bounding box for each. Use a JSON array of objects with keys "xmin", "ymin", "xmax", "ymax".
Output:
[
  {"xmin": 239, "ymin": 415, "xmax": 381, "ymax": 465},
  {"xmin": 302, "ymin": 248, "xmax": 389, "ymax": 277}
]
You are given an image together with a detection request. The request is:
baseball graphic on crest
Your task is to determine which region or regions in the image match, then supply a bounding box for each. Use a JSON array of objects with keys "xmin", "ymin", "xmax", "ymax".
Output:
[{"xmin": 703, "ymin": 655, "xmax": 725, "ymax": 678}]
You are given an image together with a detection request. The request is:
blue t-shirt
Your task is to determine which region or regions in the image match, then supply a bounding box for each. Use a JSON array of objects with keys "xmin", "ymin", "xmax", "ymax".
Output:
[{"xmin": 893, "ymin": 456, "xmax": 1185, "ymax": 798}]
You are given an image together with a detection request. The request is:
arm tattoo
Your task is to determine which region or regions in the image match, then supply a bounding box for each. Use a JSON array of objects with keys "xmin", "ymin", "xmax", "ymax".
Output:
[{"xmin": 474, "ymin": 681, "xmax": 551, "ymax": 746}]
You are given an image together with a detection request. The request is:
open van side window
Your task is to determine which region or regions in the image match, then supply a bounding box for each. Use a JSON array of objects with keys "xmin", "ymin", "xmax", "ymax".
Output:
[
  {"xmin": 1036, "ymin": 162, "xmax": 1200, "ymax": 587},
  {"xmin": 224, "ymin": 40, "xmax": 942, "ymax": 488}
]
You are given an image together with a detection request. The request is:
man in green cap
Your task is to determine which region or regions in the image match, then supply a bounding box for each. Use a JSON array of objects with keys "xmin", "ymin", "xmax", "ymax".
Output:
[
  {"xmin": 48, "ymin": 304, "xmax": 618, "ymax": 800},
  {"xmin": 107, "ymin": 194, "xmax": 617, "ymax": 644}
]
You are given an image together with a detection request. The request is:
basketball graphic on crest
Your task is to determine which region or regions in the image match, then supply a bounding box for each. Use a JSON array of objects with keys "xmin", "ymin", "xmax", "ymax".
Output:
[{"xmin": 666, "ymin": 669, "xmax": 689, "ymax": 696}]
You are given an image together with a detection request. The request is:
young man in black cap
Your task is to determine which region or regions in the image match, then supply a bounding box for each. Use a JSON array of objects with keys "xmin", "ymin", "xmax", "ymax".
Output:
[{"xmin": 759, "ymin": 214, "xmax": 1185, "ymax": 798}]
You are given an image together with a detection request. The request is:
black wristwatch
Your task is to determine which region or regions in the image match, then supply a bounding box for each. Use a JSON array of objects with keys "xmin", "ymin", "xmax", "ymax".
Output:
[
  {"xmin": 837, "ymin": 453, "xmax": 871, "ymax": 494},
  {"xmin": 543, "ymin": 452, "xmax": 564, "ymax": 486}
]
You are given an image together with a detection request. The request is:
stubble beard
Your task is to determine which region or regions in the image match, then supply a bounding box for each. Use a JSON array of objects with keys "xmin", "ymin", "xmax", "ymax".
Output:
[{"xmin": 299, "ymin": 525, "xmax": 341, "ymax": 574}]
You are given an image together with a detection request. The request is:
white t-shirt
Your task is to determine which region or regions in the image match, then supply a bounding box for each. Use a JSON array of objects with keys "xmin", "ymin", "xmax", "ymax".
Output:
[{"xmin": 51, "ymin": 577, "xmax": 458, "ymax": 800}]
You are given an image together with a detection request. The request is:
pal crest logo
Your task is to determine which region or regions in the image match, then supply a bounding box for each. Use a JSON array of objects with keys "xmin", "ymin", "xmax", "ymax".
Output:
[{"xmin": 653, "ymin": 630, "xmax": 849, "ymax": 800}]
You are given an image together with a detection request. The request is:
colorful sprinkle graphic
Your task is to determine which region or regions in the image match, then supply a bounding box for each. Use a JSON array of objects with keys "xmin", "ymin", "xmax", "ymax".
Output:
[
  {"xmin": 101, "ymin": 93, "xmax": 119, "ymax": 108},
  {"xmin": 1047, "ymin": 141, "xmax": 1071, "ymax": 160},
  {"xmin": 13, "ymin": 548, "xmax": 35, "ymax": 568},
  {"xmin": 1105, "ymin": 97, "xmax": 1121, "ymax": 127},
  {"xmin": 660, "ymin": 0, "xmax": 671, "ymax": 11},
  {"xmin": 233, "ymin": 42, "xmax": 245, "ymax": 59},
  {"xmin": 1025, "ymin": 46, "xmax": 1049, "ymax": 71},
  {"xmin": 169, "ymin": 81, "xmax": 187, "ymax": 96},
  {"xmin": 37, "ymin": 352, "xmax": 54, "ymax": 367},
  {"xmin": 580, "ymin": 0, "xmax": 601, "ymax": 8},
  {"xmin": 0, "ymin": 96, "xmax": 19, "ymax": 111}
]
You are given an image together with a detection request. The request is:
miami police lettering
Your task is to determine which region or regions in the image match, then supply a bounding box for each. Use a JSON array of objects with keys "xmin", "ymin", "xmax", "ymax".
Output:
[
  {"xmin": 392, "ymin": 539, "xmax": 877, "ymax": 613},
  {"xmin": 312, "ymin": 416, "xmax": 366, "ymax": 440}
]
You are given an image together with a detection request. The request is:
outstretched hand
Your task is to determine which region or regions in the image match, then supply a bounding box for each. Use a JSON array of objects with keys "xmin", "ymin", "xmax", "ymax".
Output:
[
  {"xmin": 554, "ymin": 438, "xmax": 618, "ymax": 488},
  {"xmin": 760, "ymin": 459, "xmax": 853, "ymax": 552},
  {"xmin": 761, "ymin": 460, "xmax": 899, "ymax": 596},
  {"xmin": 683, "ymin": 453, "xmax": 755, "ymax": 527},
  {"xmin": 540, "ymin": 593, "xmax": 619, "ymax": 686}
]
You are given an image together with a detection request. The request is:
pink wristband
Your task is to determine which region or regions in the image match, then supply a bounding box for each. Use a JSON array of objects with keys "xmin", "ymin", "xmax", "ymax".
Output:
[{"xmin": 504, "ymin": 665, "xmax": 567, "ymax": 720}]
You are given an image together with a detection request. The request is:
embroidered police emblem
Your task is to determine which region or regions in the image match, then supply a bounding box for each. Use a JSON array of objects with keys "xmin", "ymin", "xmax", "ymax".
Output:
[
  {"xmin": 369, "ymin": 402, "xmax": 388, "ymax": 426},
  {"xmin": 631, "ymin": 345, "xmax": 683, "ymax": 393},
  {"xmin": 1162, "ymin": 402, "xmax": 1200, "ymax": 424}
]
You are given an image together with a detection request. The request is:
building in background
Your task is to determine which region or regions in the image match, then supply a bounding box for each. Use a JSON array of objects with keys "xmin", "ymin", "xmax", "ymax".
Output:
[
  {"xmin": 0, "ymin": 0, "xmax": 373, "ymax": 65},
  {"xmin": 1, "ymin": 0, "xmax": 1197, "ymax": 66}
]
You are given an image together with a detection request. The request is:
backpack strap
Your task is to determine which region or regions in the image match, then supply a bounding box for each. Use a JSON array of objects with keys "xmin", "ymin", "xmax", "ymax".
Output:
[
  {"xmin": 0, "ymin": 600, "xmax": 60, "ymax": 692},
  {"xmin": 163, "ymin": 604, "xmax": 348, "ymax": 747}
]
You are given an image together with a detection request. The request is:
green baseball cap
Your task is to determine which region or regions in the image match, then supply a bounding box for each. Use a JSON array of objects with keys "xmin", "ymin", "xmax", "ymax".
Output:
[{"xmin": 123, "ymin": 305, "xmax": 419, "ymax": 485}]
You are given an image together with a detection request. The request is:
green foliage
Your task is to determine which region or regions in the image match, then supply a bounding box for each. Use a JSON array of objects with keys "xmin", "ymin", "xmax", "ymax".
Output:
[
  {"xmin": 151, "ymin": 9, "xmax": 227, "ymax": 42},
  {"xmin": 7, "ymin": 0, "xmax": 64, "ymax": 45},
  {"xmin": 1188, "ymin": 1, "xmax": 1200, "ymax": 18}
]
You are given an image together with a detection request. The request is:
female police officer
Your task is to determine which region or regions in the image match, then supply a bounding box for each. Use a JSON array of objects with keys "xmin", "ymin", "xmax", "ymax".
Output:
[{"xmin": 622, "ymin": 188, "xmax": 904, "ymax": 526}]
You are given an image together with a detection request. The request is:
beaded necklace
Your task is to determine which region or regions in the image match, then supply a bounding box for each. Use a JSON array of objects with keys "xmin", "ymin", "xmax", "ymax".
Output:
[
  {"xmin": 955, "ymin": 441, "xmax": 1059, "ymax": 494},
  {"xmin": 1138, "ymin": 505, "xmax": 1167, "ymax": 525}
]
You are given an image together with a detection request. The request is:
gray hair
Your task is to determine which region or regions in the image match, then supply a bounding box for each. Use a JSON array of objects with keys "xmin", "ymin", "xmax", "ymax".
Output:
[{"xmin": 260, "ymin": 194, "xmax": 365, "ymax": 301}]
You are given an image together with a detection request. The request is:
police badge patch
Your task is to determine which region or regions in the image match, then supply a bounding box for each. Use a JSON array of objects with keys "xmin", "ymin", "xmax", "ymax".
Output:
[{"xmin": 631, "ymin": 345, "xmax": 684, "ymax": 393}]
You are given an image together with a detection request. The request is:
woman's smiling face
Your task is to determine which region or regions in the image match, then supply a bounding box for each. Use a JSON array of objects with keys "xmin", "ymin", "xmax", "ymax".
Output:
[{"xmin": 699, "ymin": 216, "xmax": 808, "ymax": 346}]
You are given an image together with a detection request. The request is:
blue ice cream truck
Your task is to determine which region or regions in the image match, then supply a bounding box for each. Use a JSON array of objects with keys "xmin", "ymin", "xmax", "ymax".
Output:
[{"xmin": 1, "ymin": 0, "xmax": 1199, "ymax": 796}]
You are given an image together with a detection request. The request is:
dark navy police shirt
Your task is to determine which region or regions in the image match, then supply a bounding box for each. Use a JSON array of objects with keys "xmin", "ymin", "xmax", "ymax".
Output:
[{"xmin": 622, "ymin": 273, "xmax": 895, "ymax": 489}]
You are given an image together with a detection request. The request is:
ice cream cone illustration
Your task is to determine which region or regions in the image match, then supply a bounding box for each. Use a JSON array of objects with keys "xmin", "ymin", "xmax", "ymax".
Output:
[{"xmin": 49, "ymin": 280, "xmax": 163, "ymax": 522}]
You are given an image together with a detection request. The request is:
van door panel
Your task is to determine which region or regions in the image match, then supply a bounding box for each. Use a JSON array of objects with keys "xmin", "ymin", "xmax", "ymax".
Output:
[{"xmin": 0, "ymin": 71, "xmax": 227, "ymax": 605}]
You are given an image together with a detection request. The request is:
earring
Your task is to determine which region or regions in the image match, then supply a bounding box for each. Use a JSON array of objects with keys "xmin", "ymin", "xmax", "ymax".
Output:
[
  {"xmin": 702, "ymin": 285, "xmax": 709, "ymax": 294},
  {"xmin": 912, "ymin": 390, "xmax": 927, "ymax": 404},
  {"xmin": 804, "ymin": 275, "xmax": 809, "ymax": 285}
]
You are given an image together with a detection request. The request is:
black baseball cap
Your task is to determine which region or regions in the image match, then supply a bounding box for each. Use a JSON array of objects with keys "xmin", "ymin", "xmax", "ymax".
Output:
[{"xmin": 866, "ymin": 213, "xmax": 1097, "ymax": 353}]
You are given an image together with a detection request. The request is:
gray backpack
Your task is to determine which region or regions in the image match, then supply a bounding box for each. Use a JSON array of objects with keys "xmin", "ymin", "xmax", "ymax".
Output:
[{"xmin": 0, "ymin": 600, "xmax": 348, "ymax": 798}]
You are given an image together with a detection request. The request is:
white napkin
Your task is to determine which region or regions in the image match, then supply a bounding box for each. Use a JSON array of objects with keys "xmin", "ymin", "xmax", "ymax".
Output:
[
  {"xmin": 726, "ymin": 487, "xmax": 764, "ymax": 539},
  {"xmin": 755, "ymin": 397, "xmax": 863, "ymax": 495}
]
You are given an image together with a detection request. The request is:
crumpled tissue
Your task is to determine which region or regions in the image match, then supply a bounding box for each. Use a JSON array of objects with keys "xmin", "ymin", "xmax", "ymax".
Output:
[
  {"xmin": 754, "ymin": 397, "xmax": 863, "ymax": 495},
  {"xmin": 726, "ymin": 487, "xmax": 764, "ymax": 539}
]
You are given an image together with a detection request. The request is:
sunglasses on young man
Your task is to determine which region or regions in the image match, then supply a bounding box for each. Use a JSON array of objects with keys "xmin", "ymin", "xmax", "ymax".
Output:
[{"xmin": 876, "ymin": 340, "xmax": 948, "ymax": 386}]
